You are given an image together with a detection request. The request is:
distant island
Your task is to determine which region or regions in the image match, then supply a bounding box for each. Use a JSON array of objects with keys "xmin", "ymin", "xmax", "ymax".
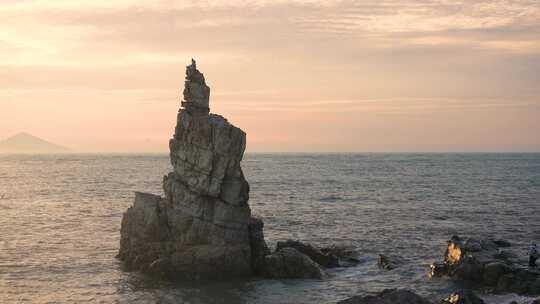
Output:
[{"xmin": 0, "ymin": 132, "xmax": 70, "ymax": 154}]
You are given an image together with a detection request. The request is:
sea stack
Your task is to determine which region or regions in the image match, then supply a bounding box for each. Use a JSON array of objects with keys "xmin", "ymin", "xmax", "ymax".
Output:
[{"xmin": 118, "ymin": 59, "xmax": 262, "ymax": 280}]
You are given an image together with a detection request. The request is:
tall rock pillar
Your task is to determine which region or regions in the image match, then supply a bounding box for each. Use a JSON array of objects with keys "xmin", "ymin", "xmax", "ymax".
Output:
[{"xmin": 118, "ymin": 59, "xmax": 256, "ymax": 280}]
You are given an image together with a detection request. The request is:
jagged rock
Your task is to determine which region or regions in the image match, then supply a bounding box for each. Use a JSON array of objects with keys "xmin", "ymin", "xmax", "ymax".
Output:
[
  {"xmin": 320, "ymin": 244, "xmax": 361, "ymax": 267},
  {"xmin": 429, "ymin": 235, "xmax": 540, "ymax": 295},
  {"xmin": 441, "ymin": 290, "xmax": 485, "ymax": 304},
  {"xmin": 337, "ymin": 289, "xmax": 433, "ymax": 304},
  {"xmin": 429, "ymin": 262, "xmax": 448, "ymax": 278},
  {"xmin": 118, "ymin": 60, "xmax": 260, "ymax": 280},
  {"xmin": 181, "ymin": 58, "xmax": 210, "ymax": 114},
  {"xmin": 378, "ymin": 254, "xmax": 404, "ymax": 270},
  {"xmin": 276, "ymin": 240, "xmax": 339, "ymax": 268},
  {"xmin": 483, "ymin": 262, "xmax": 512, "ymax": 286},
  {"xmin": 248, "ymin": 216, "xmax": 270, "ymax": 274},
  {"xmin": 262, "ymin": 248, "xmax": 327, "ymax": 279}
]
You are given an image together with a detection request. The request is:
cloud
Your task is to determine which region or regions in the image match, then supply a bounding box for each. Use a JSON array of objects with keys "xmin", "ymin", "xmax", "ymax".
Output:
[{"xmin": 1, "ymin": 1, "xmax": 539, "ymax": 151}]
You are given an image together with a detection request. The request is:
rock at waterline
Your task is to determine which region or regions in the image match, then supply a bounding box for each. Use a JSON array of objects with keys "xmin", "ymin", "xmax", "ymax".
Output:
[
  {"xmin": 248, "ymin": 216, "xmax": 271, "ymax": 275},
  {"xmin": 118, "ymin": 60, "xmax": 260, "ymax": 280},
  {"xmin": 378, "ymin": 254, "xmax": 405, "ymax": 270},
  {"xmin": 262, "ymin": 247, "xmax": 327, "ymax": 279},
  {"xmin": 117, "ymin": 59, "xmax": 329, "ymax": 281},
  {"xmin": 441, "ymin": 290, "xmax": 485, "ymax": 304},
  {"xmin": 429, "ymin": 235, "xmax": 540, "ymax": 295},
  {"xmin": 276, "ymin": 240, "xmax": 340, "ymax": 268},
  {"xmin": 337, "ymin": 289, "xmax": 488, "ymax": 304},
  {"xmin": 337, "ymin": 289, "xmax": 433, "ymax": 304},
  {"xmin": 321, "ymin": 244, "xmax": 361, "ymax": 267}
]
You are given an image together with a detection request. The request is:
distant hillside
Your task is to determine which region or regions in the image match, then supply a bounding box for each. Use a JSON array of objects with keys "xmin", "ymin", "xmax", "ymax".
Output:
[{"xmin": 0, "ymin": 132, "xmax": 71, "ymax": 154}]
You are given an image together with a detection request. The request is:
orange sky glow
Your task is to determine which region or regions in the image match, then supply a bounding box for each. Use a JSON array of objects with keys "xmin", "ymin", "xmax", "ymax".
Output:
[{"xmin": 1, "ymin": 0, "xmax": 539, "ymax": 152}]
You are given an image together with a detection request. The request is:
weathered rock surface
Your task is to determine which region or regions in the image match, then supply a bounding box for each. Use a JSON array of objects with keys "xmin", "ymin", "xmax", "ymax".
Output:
[
  {"xmin": 429, "ymin": 235, "xmax": 540, "ymax": 295},
  {"xmin": 118, "ymin": 60, "xmax": 261, "ymax": 280},
  {"xmin": 262, "ymin": 247, "xmax": 327, "ymax": 279},
  {"xmin": 337, "ymin": 289, "xmax": 488, "ymax": 304},
  {"xmin": 117, "ymin": 59, "xmax": 361, "ymax": 281},
  {"xmin": 276, "ymin": 240, "xmax": 340, "ymax": 268},
  {"xmin": 337, "ymin": 289, "xmax": 433, "ymax": 304},
  {"xmin": 257, "ymin": 241, "xmax": 362, "ymax": 279},
  {"xmin": 321, "ymin": 244, "xmax": 361, "ymax": 267},
  {"xmin": 248, "ymin": 216, "xmax": 271, "ymax": 274},
  {"xmin": 378, "ymin": 254, "xmax": 404, "ymax": 270},
  {"xmin": 441, "ymin": 290, "xmax": 485, "ymax": 304}
]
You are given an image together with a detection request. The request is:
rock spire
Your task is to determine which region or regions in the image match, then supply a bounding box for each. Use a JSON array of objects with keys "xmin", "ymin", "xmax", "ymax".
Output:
[
  {"xmin": 181, "ymin": 59, "xmax": 210, "ymax": 115},
  {"xmin": 118, "ymin": 60, "xmax": 258, "ymax": 280}
]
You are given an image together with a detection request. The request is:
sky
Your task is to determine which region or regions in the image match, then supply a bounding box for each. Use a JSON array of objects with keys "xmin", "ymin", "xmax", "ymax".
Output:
[{"xmin": 1, "ymin": 0, "xmax": 539, "ymax": 152}]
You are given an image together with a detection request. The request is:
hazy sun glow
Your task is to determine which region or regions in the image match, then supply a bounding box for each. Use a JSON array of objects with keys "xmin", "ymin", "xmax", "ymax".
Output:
[{"xmin": 1, "ymin": 0, "xmax": 539, "ymax": 152}]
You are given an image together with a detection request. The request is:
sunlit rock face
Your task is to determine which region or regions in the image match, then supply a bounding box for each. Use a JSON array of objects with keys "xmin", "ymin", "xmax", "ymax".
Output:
[
  {"xmin": 118, "ymin": 60, "xmax": 256, "ymax": 280},
  {"xmin": 429, "ymin": 235, "xmax": 540, "ymax": 295}
]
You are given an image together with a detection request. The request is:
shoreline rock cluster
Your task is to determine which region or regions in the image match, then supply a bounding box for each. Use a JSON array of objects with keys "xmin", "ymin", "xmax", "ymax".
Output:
[
  {"xmin": 337, "ymin": 289, "xmax": 487, "ymax": 304},
  {"xmin": 117, "ymin": 60, "xmax": 357, "ymax": 281},
  {"xmin": 116, "ymin": 59, "xmax": 540, "ymax": 303},
  {"xmin": 118, "ymin": 59, "xmax": 254, "ymax": 280},
  {"xmin": 430, "ymin": 235, "xmax": 540, "ymax": 295}
]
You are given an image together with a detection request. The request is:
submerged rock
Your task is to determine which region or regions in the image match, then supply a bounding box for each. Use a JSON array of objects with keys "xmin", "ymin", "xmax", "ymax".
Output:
[
  {"xmin": 429, "ymin": 235, "xmax": 540, "ymax": 295},
  {"xmin": 337, "ymin": 289, "xmax": 433, "ymax": 304},
  {"xmin": 378, "ymin": 254, "xmax": 404, "ymax": 270},
  {"xmin": 118, "ymin": 60, "xmax": 266, "ymax": 280}
]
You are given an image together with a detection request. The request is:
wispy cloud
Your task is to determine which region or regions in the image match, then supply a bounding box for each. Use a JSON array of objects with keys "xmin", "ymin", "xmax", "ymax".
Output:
[{"xmin": 1, "ymin": 0, "xmax": 539, "ymax": 151}]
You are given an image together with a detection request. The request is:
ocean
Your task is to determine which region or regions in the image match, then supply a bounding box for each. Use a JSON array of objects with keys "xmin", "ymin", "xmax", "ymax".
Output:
[{"xmin": 0, "ymin": 153, "xmax": 539, "ymax": 303}]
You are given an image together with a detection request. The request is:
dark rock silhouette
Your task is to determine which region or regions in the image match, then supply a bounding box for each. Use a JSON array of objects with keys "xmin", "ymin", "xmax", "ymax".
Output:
[
  {"xmin": 429, "ymin": 235, "xmax": 540, "ymax": 295},
  {"xmin": 338, "ymin": 289, "xmax": 487, "ymax": 304},
  {"xmin": 337, "ymin": 289, "xmax": 433, "ymax": 304},
  {"xmin": 118, "ymin": 60, "xmax": 256, "ymax": 280},
  {"xmin": 276, "ymin": 240, "xmax": 339, "ymax": 268},
  {"xmin": 441, "ymin": 290, "xmax": 485, "ymax": 304},
  {"xmin": 117, "ymin": 60, "xmax": 332, "ymax": 280}
]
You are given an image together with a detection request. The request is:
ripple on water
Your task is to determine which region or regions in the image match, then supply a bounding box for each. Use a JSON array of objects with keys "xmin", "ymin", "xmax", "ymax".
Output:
[{"xmin": 0, "ymin": 153, "xmax": 539, "ymax": 303}]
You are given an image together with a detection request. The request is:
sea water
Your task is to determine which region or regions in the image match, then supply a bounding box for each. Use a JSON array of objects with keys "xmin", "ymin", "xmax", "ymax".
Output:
[{"xmin": 0, "ymin": 153, "xmax": 539, "ymax": 303}]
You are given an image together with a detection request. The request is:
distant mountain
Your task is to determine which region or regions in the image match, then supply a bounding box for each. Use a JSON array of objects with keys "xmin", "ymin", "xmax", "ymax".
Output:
[{"xmin": 0, "ymin": 132, "xmax": 71, "ymax": 154}]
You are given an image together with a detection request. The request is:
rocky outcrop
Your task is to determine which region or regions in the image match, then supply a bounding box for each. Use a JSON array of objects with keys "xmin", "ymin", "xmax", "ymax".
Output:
[
  {"xmin": 441, "ymin": 290, "xmax": 485, "ymax": 304},
  {"xmin": 262, "ymin": 248, "xmax": 327, "ymax": 279},
  {"xmin": 258, "ymin": 240, "xmax": 363, "ymax": 279},
  {"xmin": 321, "ymin": 244, "xmax": 361, "ymax": 267},
  {"xmin": 337, "ymin": 289, "xmax": 433, "ymax": 304},
  {"xmin": 337, "ymin": 289, "xmax": 488, "ymax": 304},
  {"xmin": 118, "ymin": 60, "xmax": 258, "ymax": 280},
  {"xmin": 276, "ymin": 240, "xmax": 339, "ymax": 268},
  {"xmin": 429, "ymin": 235, "xmax": 540, "ymax": 295},
  {"xmin": 378, "ymin": 254, "xmax": 404, "ymax": 270},
  {"xmin": 117, "ymin": 59, "xmax": 364, "ymax": 281},
  {"xmin": 248, "ymin": 216, "xmax": 271, "ymax": 274}
]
